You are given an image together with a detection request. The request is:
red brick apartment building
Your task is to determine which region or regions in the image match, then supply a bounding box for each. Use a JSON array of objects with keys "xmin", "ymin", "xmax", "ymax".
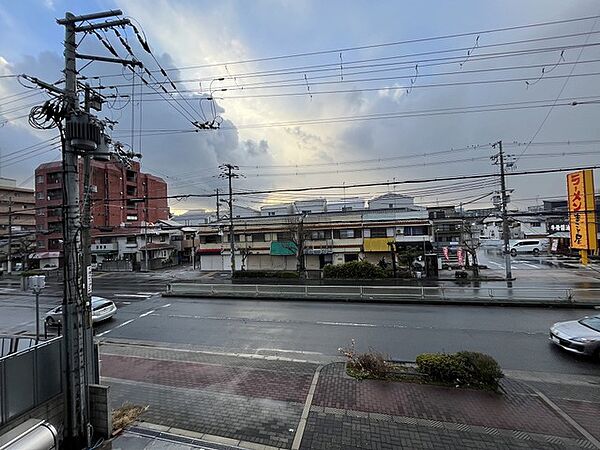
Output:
[{"xmin": 34, "ymin": 159, "xmax": 169, "ymax": 265}]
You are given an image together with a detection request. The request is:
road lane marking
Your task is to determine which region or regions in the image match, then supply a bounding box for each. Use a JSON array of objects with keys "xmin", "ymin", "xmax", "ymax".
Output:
[
  {"xmin": 96, "ymin": 304, "xmax": 171, "ymax": 339},
  {"xmin": 115, "ymin": 319, "xmax": 135, "ymax": 329},
  {"xmin": 292, "ymin": 365, "xmax": 322, "ymax": 450},
  {"xmin": 256, "ymin": 348, "xmax": 323, "ymax": 355},
  {"xmin": 487, "ymin": 261, "xmax": 503, "ymax": 268},
  {"xmin": 523, "ymin": 263, "xmax": 541, "ymax": 269},
  {"xmin": 113, "ymin": 293, "xmax": 153, "ymax": 299},
  {"xmin": 316, "ymin": 321, "xmax": 376, "ymax": 327}
]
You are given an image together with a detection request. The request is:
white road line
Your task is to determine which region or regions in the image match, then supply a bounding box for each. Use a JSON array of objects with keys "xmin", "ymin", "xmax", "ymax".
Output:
[
  {"xmin": 136, "ymin": 292, "xmax": 161, "ymax": 296},
  {"xmin": 139, "ymin": 309, "xmax": 156, "ymax": 318},
  {"xmin": 487, "ymin": 261, "xmax": 503, "ymax": 268},
  {"xmin": 316, "ymin": 321, "xmax": 376, "ymax": 327},
  {"xmin": 292, "ymin": 366, "xmax": 322, "ymax": 450},
  {"xmin": 256, "ymin": 348, "xmax": 323, "ymax": 355},
  {"xmin": 161, "ymin": 303, "xmax": 171, "ymax": 308},
  {"xmin": 523, "ymin": 263, "xmax": 540, "ymax": 269},
  {"xmin": 113, "ymin": 294, "xmax": 151, "ymax": 299},
  {"xmin": 114, "ymin": 319, "xmax": 135, "ymax": 329}
]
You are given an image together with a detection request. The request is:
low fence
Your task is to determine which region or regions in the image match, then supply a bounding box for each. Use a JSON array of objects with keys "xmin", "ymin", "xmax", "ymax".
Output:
[
  {"xmin": 0, "ymin": 337, "xmax": 63, "ymax": 427},
  {"xmin": 166, "ymin": 282, "xmax": 600, "ymax": 306}
]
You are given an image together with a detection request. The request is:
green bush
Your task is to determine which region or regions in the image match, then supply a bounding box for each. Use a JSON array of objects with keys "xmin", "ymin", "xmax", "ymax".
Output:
[
  {"xmin": 232, "ymin": 270, "xmax": 299, "ymax": 279},
  {"xmin": 323, "ymin": 261, "xmax": 388, "ymax": 279},
  {"xmin": 416, "ymin": 351, "xmax": 503, "ymax": 390},
  {"xmin": 456, "ymin": 351, "xmax": 504, "ymax": 390}
]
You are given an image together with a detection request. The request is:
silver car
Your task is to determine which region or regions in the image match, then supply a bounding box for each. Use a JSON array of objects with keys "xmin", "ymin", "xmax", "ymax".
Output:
[
  {"xmin": 550, "ymin": 315, "xmax": 600, "ymax": 360},
  {"xmin": 45, "ymin": 296, "xmax": 117, "ymax": 326}
]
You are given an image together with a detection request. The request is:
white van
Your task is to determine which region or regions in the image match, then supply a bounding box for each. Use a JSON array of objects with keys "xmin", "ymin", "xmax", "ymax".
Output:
[{"xmin": 509, "ymin": 239, "xmax": 548, "ymax": 256}]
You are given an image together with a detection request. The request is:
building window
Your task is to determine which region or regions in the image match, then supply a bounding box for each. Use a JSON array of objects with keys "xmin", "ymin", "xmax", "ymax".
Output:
[
  {"xmin": 341, "ymin": 206, "xmax": 353, "ymax": 212},
  {"xmin": 37, "ymin": 208, "xmax": 45, "ymax": 216},
  {"xmin": 160, "ymin": 235, "xmax": 167, "ymax": 242},
  {"xmin": 48, "ymin": 207, "xmax": 61, "ymax": 217},
  {"xmin": 36, "ymin": 192, "xmax": 45, "ymax": 200},
  {"xmin": 530, "ymin": 222, "xmax": 541, "ymax": 228},
  {"xmin": 250, "ymin": 233, "xmax": 264, "ymax": 242},
  {"xmin": 311, "ymin": 230, "xmax": 329, "ymax": 240},
  {"xmin": 388, "ymin": 203, "xmax": 394, "ymax": 208},
  {"xmin": 268, "ymin": 211, "xmax": 275, "ymax": 216},
  {"xmin": 126, "ymin": 236, "xmax": 137, "ymax": 244},
  {"xmin": 47, "ymin": 173, "xmax": 61, "ymax": 184},
  {"xmin": 36, "ymin": 175, "xmax": 44, "ymax": 184},
  {"xmin": 370, "ymin": 228, "xmax": 387, "ymax": 238},
  {"xmin": 47, "ymin": 189, "xmax": 62, "ymax": 201},
  {"xmin": 404, "ymin": 226, "xmax": 428, "ymax": 236},
  {"xmin": 126, "ymin": 215, "xmax": 138, "ymax": 221},
  {"xmin": 37, "ymin": 240, "xmax": 45, "ymax": 249},
  {"xmin": 344, "ymin": 253, "xmax": 359, "ymax": 263}
]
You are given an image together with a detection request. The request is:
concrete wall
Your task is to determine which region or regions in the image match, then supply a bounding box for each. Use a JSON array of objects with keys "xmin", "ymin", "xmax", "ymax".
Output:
[
  {"xmin": 89, "ymin": 384, "xmax": 112, "ymax": 439},
  {"xmin": 0, "ymin": 394, "xmax": 63, "ymax": 444}
]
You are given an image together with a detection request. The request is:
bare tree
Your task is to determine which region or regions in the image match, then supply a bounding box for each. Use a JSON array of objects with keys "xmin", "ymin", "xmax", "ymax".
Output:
[
  {"xmin": 461, "ymin": 221, "xmax": 481, "ymax": 277},
  {"xmin": 283, "ymin": 214, "xmax": 311, "ymax": 274}
]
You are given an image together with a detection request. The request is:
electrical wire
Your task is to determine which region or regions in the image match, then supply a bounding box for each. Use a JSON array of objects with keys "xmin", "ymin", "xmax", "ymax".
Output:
[{"xmin": 92, "ymin": 14, "xmax": 600, "ymax": 78}]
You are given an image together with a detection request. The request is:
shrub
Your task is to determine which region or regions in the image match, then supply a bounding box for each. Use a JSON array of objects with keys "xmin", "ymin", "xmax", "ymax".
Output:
[
  {"xmin": 456, "ymin": 351, "xmax": 504, "ymax": 390},
  {"xmin": 323, "ymin": 261, "xmax": 388, "ymax": 279},
  {"xmin": 339, "ymin": 340, "xmax": 390, "ymax": 379},
  {"xmin": 416, "ymin": 351, "xmax": 503, "ymax": 390}
]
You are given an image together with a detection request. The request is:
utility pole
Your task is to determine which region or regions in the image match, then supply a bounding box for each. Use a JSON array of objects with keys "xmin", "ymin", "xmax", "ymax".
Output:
[
  {"xmin": 216, "ymin": 188, "xmax": 220, "ymax": 220},
  {"xmin": 492, "ymin": 140, "xmax": 513, "ymax": 284},
  {"xmin": 7, "ymin": 197, "xmax": 11, "ymax": 273},
  {"xmin": 54, "ymin": 11, "xmax": 136, "ymax": 448},
  {"xmin": 219, "ymin": 164, "xmax": 240, "ymax": 273}
]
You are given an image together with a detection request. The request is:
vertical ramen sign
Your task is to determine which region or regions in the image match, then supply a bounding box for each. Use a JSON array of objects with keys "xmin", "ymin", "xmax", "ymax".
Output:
[{"xmin": 566, "ymin": 169, "xmax": 597, "ymax": 251}]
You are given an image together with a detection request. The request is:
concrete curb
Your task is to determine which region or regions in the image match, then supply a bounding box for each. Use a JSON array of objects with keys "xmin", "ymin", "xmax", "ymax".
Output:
[{"xmin": 162, "ymin": 292, "xmax": 600, "ymax": 308}]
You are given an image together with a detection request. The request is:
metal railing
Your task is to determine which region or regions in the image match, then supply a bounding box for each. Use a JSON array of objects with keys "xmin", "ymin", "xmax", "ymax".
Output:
[
  {"xmin": 0, "ymin": 337, "xmax": 63, "ymax": 427},
  {"xmin": 167, "ymin": 282, "xmax": 599, "ymax": 304}
]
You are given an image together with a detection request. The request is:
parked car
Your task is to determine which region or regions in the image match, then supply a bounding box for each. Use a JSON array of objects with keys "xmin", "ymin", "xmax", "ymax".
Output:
[
  {"xmin": 549, "ymin": 315, "xmax": 600, "ymax": 360},
  {"xmin": 45, "ymin": 296, "xmax": 117, "ymax": 326},
  {"xmin": 509, "ymin": 239, "xmax": 548, "ymax": 256}
]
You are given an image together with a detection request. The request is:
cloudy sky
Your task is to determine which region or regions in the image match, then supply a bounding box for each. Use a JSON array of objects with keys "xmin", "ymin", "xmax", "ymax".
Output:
[{"xmin": 1, "ymin": 0, "xmax": 600, "ymax": 215}]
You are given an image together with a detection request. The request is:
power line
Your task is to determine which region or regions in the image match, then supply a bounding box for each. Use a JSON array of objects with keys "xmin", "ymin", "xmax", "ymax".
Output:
[
  {"xmin": 515, "ymin": 15, "xmax": 600, "ymax": 162},
  {"xmin": 92, "ymin": 31, "xmax": 600, "ymax": 90},
  {"xmin": 92, "ymin": 14, "xmax": 600, "ymax": 78},
  {"xmin": 93, "ymin": 164, "xmax": 600, "ymax": 203},
  {"xmin": 107, "ymin": 95, "xmax": 600, "ymax": 137}
]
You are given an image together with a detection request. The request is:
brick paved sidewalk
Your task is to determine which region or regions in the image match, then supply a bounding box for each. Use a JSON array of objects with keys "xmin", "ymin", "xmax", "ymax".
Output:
[{"xmin": 100, "ymin": 343, "xmax": 600, "ymax": 450}]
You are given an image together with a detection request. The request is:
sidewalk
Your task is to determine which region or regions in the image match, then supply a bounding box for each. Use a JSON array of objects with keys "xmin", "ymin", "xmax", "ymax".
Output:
[{"xmin": 99, "ymin": 341, "xmax": 600, "ymax": 449}]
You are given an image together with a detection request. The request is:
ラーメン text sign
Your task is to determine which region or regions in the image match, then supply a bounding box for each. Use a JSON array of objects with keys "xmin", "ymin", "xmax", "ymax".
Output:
[{"xmin": 567, "ymin": 169, "xmax": 597, "ymax": 250}]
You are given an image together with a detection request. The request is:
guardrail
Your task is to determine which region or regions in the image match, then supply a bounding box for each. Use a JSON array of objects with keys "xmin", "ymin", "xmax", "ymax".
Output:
[
  {"xmin": 166, "ymin": 283, "xmax": 600, "ymax": 305},
  {"xmin": 0, "ymin": 337, "xmax": 63, "ymax": 427}
]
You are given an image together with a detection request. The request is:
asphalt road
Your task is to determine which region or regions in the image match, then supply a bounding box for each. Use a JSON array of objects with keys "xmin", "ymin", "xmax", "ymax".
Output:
[{"xmin": 3, "ymin": 288, "xmax": 597, "ymax": 375}]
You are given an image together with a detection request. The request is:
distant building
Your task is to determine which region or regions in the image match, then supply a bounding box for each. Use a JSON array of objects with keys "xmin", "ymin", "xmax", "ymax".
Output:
[
  {"xmin": 326, "ymin": 197, "xmax": 366, "ymax": 212},
  {"xmin": 33, "ymin": 159, "xmax": 169, "ymax": 268},
  {"xmin": 0, "ymin": 177, "xmax": 36, "ymax": 271},
  {"xmin": 196, "ymin": 197, "xmax": 432, "ymax": 273},
  {"xmin": 368, "ymin": 192, "xmax": 417, "ymax": 210}
]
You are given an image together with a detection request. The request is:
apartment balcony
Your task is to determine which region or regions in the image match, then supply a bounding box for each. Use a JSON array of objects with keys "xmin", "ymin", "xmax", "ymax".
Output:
[
  {"xmin": 395, "ymin": 235, "xmax": 433, "ymax": 243},
  {"xmin": 91, "ymin": 243, "xmax": 118, "ymax": 253}
]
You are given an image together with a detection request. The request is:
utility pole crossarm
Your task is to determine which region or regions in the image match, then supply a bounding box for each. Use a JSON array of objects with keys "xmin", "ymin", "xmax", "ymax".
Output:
[{"xmin": 75, "ymin": 53, "xmax": 143, "ymax": 67}]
